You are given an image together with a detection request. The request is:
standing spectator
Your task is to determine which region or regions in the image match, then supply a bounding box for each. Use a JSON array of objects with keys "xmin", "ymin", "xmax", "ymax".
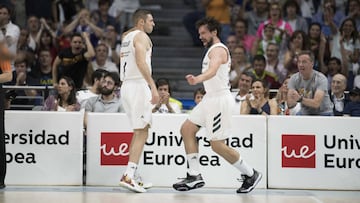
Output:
[
  {"xmin": 343, "ymin": 87, "xmax": 360, "ymax": 116},
  {"xmin": 91, "ymin": 43, "xmax": 118, "ymax": 73},
  {"xmin": 238, "ymin": 0, "xmax": 268, "ymax": 36},
  {"xmin": 35, "ymin": 18, "xmax": 58, "ymax": 63},
  {"xmin": 0, "ymin": 40, "xmax": 13, "ymax": 189},
  {"xmin": 42, "ymin": 76, "xmax": 80, "ymax": 111},
  {"xmin": 343, "ymin": 0, "xmax": 360, "ymax": 31},
  {"xmin": 329, "ymin": 17, "xmax": 360, "ymax": 90},
  {"xmin": 91, "ymin": 0, "xmax": 120, "ymax": 33},
  {"xmin": 256, "ymin": 2, "xmax": 293, "ymax": 41},
  {"xmin": 119, "ymin": 9, "xmax": 159, "ymax": 193},
  {"xmin": 311, "ymin": 0, "xmax": 345, "ymax": 38},
  {"xmin": 232, "ymin": 18, "xmax": 256, "ymax": 53},
  {"xmin": 202, "ymin": 0, "xmax": 233, "ymax": 42},
  {"xmin": 152, "ymin": 78, "xmax": 183, "ymax": 113},
  {"xmin": 282, "ymin": 0, "xmax": 308, "ymax": 34},
  {"xmin": 329, "ymin": 73, "xmax": 350, "ymax": 116},
  {"xmin": 287, "ymin": 51, "xmax": 334, "ymax": 116},
  {"xmin": 99, "ymin": 25, "xmax": 121, "ymax": 66},
  {"xmin": 308, "ymin": 22, "xmax": 330, "ymax": 72},
  {"xmin": 182, "ymin": 0, "xmax": 205, "ymax": 46},
  {"xmin": 232, "ymin": 71, "xmax": 254, "ymax": 114},
  {"xmin": 109, "ymin": 0, "xmax": 141, "ymax": 34},
  {"xmin": 52, "ymin": 0, "xmax": 84, "ymax": 25},
  {"xmin": 26, "ymin": 15, "xmax": 40, "ymax": 51},
  {"xmin": 52, "ymin": 32, "xmax": 95, "ymax": 89},
  {"xmin": 240, "ymin": 79, "xmax": 278, "ymax": 115},
  {"xmin": 63, "ymin": 8, "xmax": 104, "ymax": 47},
  {"xmin": 0, "ymin": 4, "xmax": 20, "ymax": 63}
]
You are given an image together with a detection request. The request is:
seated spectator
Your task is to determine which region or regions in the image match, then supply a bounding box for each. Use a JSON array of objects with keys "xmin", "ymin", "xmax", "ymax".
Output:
[
  {"xmin": 193, "ymin": 87, "xmax": 205, "ymax": 105},
  {"xmin": 91, "ymin": 43, "xmax": 119, "ymax": 73},
  {"xmin": 77, "ymin": 69, "xmax": 108, "ymax": 109},
  {"xmin": 283, "ymin": 30, "xmax": 311, "ymax": 75},
  {"xmin": 308, "ymin": 22, "xmax": 330, "ymax": 72},
  {"xmin": 323, "ymin": 57, "xmax": 348, "ymax": 89},
  {"xmin": 240, "ymin": 79, "xmax": 278, "ymax": 115},
  {"xmin": 250, "ymin": 54, "xmax": 281, "ymax": 89},
  {"xmin": 42, "ymin": 76, "xmax": 80, "ymax": 111},
  {"xmin": 265, "ymin": 43, "xmax": 287, "ymax": 84},
  {"xmin": 343, "ymin": 87, "xmax": 360, "ymax": 116},
  {"xmin": 152, "ymin": 78, "xmax": 182, "ymax": 113},
  {"xmin": 251, "ymin": 23, "xmax": 282, "ymax": 57},
  {"xmin": 283, "ymin": 0, "xmax": 308, "ymax": 34},
  {"xmin": 229, "ymin": 45, "xmax": 251, "ymax": 88},
  {"xmin": 29, "ymin": 48, "xmax": 53, "ymax": 87},
  {"xmin": 232, "ymin": 71, "xmax": 254, "ymax": 114},
  {"xmin": 273, "ymin": 76, "xmax": 301, "ymax": 115},
  {"xmin": 232, "ymin": 18, "xmax": 256, "ymax": 54},
  {"xmin": 287, "ymin": 51, "xmax": 334, "ymax": 116},
  {"xmin": 329, "ymin": 73, "xmax": 350, "ymax": 116},
  {"xmin": 85, "ymin": 71, "xmax": 123, "ymax": 113},
  {"xmin": 6, "ymin": 52, "xmax": 38, "ymax": 109}
]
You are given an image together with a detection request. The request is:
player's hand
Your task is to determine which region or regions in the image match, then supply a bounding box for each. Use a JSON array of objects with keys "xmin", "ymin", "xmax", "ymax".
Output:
[
  {"xmin": 186, "ymin": 74, "xmax": 197, "ymax": 85},
  {"xmin": 150, "ymin": 89, "xmax": 160, "ymax": 105}
]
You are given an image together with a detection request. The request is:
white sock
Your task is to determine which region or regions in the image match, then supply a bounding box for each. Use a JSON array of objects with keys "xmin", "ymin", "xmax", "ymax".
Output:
[
  {"xmin": 187, "ymin": 153, "xmax": 200, "ymax": 176},
  {"xmin": 124, "ymin": 162, "xmax": 137, "ymax": 179},
  {"xmin": 233, "ymin": 158, "xmax": 254, "ymax": 177}
]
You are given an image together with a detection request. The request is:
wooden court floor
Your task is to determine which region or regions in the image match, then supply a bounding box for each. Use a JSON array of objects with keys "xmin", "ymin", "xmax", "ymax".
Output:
[{"xmin": 1, "ymin": 186, "xmax": 359, "ymax": 203}]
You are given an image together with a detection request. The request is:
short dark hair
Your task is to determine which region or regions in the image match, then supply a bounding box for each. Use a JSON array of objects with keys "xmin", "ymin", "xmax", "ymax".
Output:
[
  {"xmin": 104, "ymin": 72, "xmax": 120, "ymax": 86},
  {"xmin": 193, "ymin": 87, "xmax": 206, "ymax": 99},
  {"xmin": 91, "ymin": 69, "xmax": 108, "ymax": 85},
  {"xmin": 132, "ymin": 9, "xmax": 152, "ymax": 24},
  {"xmin": 196, "ymin": 17, "xmax": 221, "ymax": 38},
  {"xmin": 156, "ymin": 78, "xmax": 171, "ymax": 94},
  {"xmin": 252, "ymin": 54, "xmax": 266, "ymax": 64}
]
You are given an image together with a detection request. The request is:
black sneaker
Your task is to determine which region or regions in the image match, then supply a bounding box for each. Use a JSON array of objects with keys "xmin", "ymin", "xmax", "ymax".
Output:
[
  {"xmin": 236, "ymin": 169, "xmax": 262, "ymax": 193},
  {"xmin": 173, "ymin": 173, "xmax": 205, "ymax": 191}
]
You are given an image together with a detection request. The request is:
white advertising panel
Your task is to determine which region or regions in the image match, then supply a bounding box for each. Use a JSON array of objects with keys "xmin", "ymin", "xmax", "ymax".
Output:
[
  {"xmin": 268, "ymin": 116, "xmax": 360, "ymax": 190},
  {"xmin": 5, "ymin": 111, "xmax": 84, "ymax": 185},
  {"xmin": 86, "ymin": 113, "xmax": 267, "ymax": 188}
]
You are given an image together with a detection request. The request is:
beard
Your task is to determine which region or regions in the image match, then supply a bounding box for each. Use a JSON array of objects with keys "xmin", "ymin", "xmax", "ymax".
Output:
[
  {"xmin": 100, "ymin": 87, "xmax": 113, "ymax": 96},
  {"xmin": 205, "ymin": 37, "xmax": 214, "ymax": 48}
]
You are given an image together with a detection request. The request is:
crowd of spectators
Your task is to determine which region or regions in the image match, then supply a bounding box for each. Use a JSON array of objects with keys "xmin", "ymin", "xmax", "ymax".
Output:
[
  {"xmin": 184, "ymin": 0, "xmax": 360, "ymax": 116},
  {"xmin": 1, "ymin": 0, "xmax": 359, "ymax": 116}
]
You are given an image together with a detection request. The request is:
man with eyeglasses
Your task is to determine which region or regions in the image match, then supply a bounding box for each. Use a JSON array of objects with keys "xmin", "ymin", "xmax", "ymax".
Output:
[{"xmin": 287, "ymin": 51, "xmax": 334, "ymax": 116}]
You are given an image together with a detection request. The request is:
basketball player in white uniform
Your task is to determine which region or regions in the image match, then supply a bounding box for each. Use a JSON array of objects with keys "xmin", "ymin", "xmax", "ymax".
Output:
[
  {"xmin": 173, "ymin": 17, "xmax": 262, "ymax": 193},
  {"xmin": 119, "ymin": 9, "xmax": 159, "ymax": 193}
]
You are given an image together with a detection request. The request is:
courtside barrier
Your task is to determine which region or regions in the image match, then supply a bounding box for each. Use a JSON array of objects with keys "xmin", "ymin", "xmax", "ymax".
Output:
[
  {"xmin": 5, "ymin": 111, "xmax": 83, "ymax": 185},
  {"xmin": 4, "ymin": 111, "xmax": 360, "ymax": 190},
  {"xmin": 86, "ymin": 113, "xmax": 267, "ymax": 188},
  {"xmin": 268, "ymin": 116, "xmax": 360, "ymax": 190}
]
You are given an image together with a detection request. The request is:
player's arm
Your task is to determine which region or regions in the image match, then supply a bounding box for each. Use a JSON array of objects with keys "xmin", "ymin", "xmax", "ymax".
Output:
[
  {"xmin": 192, "ymin": 47, "xmax": 227, "ymax": 84},
  {"xmin": 134, "ymin": 32, "xmax": 159, "ymax": 104}
]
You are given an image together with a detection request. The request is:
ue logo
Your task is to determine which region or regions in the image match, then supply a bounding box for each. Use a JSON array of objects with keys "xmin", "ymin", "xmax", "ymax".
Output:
[
  {"xmin": 281, "ymin": 134, "xmax": 316, "ymax": 168},
  {"xmin": 100, "ymin": 132, "xmax": 133, "ymax": 165}
]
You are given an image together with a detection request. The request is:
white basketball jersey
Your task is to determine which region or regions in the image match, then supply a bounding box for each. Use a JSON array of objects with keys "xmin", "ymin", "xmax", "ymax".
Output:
[
  {"xmin": 202, "ymin": 43, "xmax": 231, "ymax": 93},
  {"xmin": 120, "ymin": 30, "xmax": 152, "ymax": 81}
]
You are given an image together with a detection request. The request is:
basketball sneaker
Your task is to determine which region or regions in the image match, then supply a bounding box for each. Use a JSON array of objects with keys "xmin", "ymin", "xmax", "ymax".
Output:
[
  {"xmin": 236, "ymin": 169, "xmax": 262, "ymax": 193},
  {"xmin": 173, "ymin": 173, "xmax": 205, "ymax": 191},
  {"xmin": 119, "ymin": 174, "xmax": 146, "ymax": 193},
  {"xmin": 134, "ymin": 173, "xmax": 153, "ymax": 189}
]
